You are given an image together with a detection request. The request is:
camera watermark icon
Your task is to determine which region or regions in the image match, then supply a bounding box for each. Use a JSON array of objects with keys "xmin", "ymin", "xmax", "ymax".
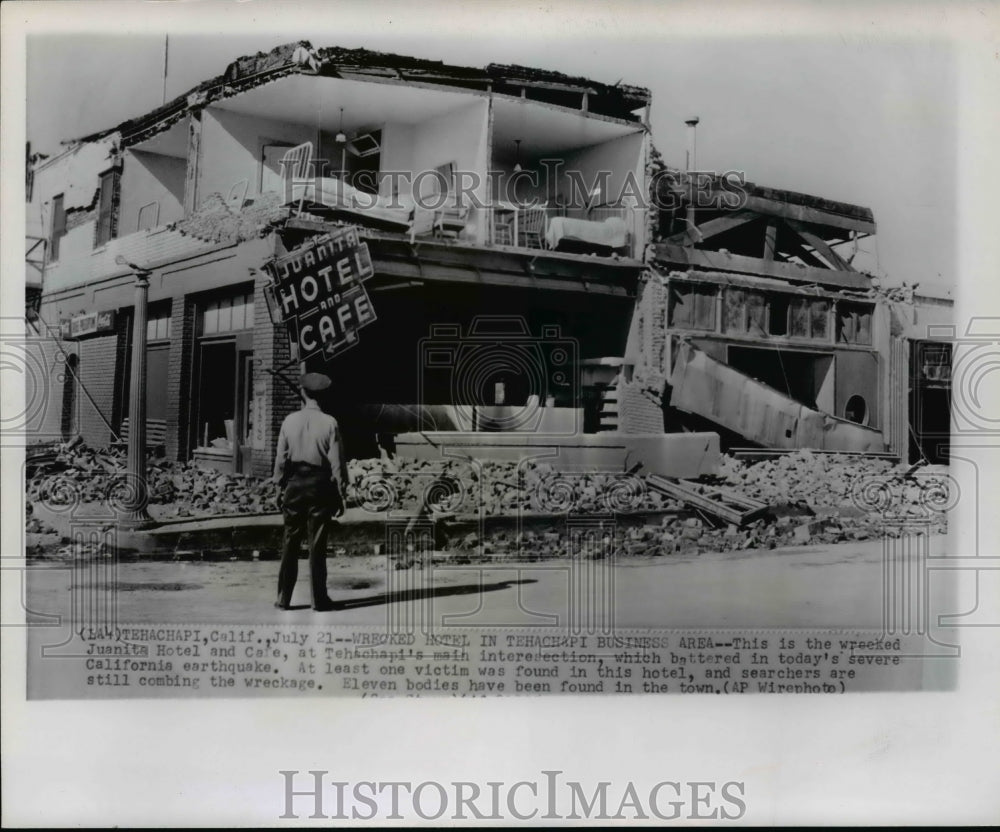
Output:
[
  {"xmin": 0, "ymin": 318, "xmax": 80, "ymax": 447},
  {"xmin": 17, "ymin": 466, "xmax": 125, "ymax": 656},
  {"xmin": 850, "ymin": 464, "xmax": 1000, "ymax": 658},
  {"xmin": 418, "ymin": 316, "xmax": 580, "ymax": 436},
  {"xmin": 382, "ymin": 515, "xmax": 437, "ymax": 636},
  {"xmin": 9, "ymin": 519, "xmax": 119, "ymax": 657},
  {"xmin": 935, "ymin": 318, "xmax": 1000, "ymax": 435}
]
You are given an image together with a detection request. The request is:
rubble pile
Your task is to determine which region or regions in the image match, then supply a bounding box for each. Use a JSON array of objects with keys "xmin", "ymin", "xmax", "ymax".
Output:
[
  {"xmin": 24, "ymin": 502, "xmax": 57, "ymax": 536},
  {"xmin": 717, "ymin": 450, "xmax": 950, "ymax": 517},
  {"xmin": 26, "ymin": 444, "xmax": 282, "ymax": 518},
  {"xmin": 458, "ymin": 510, "xmax": 913, "ymax": 564},
  {"xmin": 348, "ymin": 457, "xmax": 679, "ymax": 516},
  {"xmin": 25, "ymin": 444, "xmax": 949, "ymax": 559},
  {"xmin": 169, "ymin": 190, "xmax": 287, "ymax": 245}
]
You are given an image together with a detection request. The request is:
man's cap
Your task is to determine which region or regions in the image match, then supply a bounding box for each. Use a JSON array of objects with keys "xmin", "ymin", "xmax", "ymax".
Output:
[{"xmin": 299, "ymin": 372, "xmax": 332, "ymax": 393}]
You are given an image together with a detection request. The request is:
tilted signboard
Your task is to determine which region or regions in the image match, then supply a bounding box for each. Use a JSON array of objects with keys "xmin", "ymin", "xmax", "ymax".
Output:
[{"xmin": 262, "ymin": 226, "xmax": 377, "ymax": 361}]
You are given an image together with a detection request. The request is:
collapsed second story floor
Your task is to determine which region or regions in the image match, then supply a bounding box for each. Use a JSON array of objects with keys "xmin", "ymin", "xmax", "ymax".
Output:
[{"xmin": 27, "ymin": 41, "xmax": 654, "ymax": 297}]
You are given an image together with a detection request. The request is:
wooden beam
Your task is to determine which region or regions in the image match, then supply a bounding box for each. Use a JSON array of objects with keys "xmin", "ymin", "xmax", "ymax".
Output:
[
  {"xmin": 365, "ymin": 238, "xmax": 643, "ymax": 297},
  {"xmin": 784, "ymin": 240, "xmax": 828, "ymax": 270},
  {"xmin": 182, "ymin": 109, "xmax": 202, "ymax": 215},
  {"xmin": 686, "ymin": 182, "xmax": 876, "ymax": 234},
  {"xmin": 664, "ymin": 210, "xmax": 757, "ymax": 245},
  {"xmin": 743, "ymin": 193, "xmax": 876, "ymax": 235},
  {"xmin": 763, "ymin": 222, "xmax": 777, "ymax": 262},
  {"xmin": 370, "ymin": 255, "xmax": 635, "ymax": 296},
  {"xmin": 653, "ymin": 242, "xmax": 873, "ymax": 290},
  {"xmin": 785, "ymin": 218, "xmax": 854, "ymax": 271}
]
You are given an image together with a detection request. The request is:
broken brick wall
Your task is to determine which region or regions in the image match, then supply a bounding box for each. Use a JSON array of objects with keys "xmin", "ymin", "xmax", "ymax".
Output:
[
  {"xmin": 619, "ymin": 272, "xmax": 668, "ymax": 433},
  {"xmin": 618, "ymin": 372, "xmax": 666, "ymax": 433},
  {"xmin": 251, "ymin": 271, "xmax": 299, "ymax": 478}
]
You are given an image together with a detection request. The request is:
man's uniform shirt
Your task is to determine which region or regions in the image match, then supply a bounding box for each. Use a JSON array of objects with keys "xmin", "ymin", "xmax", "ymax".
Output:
[{"xmin": 272, "ymin": 399, "xmax": 347, "ymax": 490}]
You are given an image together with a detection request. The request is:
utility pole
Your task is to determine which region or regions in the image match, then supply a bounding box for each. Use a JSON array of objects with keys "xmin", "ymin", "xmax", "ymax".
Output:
[
  {"xmin": 116, "ymin": 255, "xmax": 154, "ymax": 529},
  {"xmin": 684, "ymin": 117, "xmax": 700, "ymax": 234},
  {"xmin": 685, "ymin": 116, "xmax": 700, "ymax": 172},
  {"xmin": 162, "ymin": 34, "xmax": 169, "ymax": 106}
]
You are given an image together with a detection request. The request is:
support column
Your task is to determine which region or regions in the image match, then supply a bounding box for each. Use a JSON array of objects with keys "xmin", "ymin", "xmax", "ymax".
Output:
[{"xmin": 120, "ymin": 270, "xmax": 154, "ymax": 529}]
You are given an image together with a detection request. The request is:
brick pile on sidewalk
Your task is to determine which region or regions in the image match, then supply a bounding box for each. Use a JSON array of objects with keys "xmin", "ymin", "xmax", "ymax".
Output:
[
  {"xmin": 26, "ymin": 443, "xmax": 282, "ymax": 518},
  {"xmin": 25, "ymin": 444, "xmax": 949, "ymax": 560},
  {"xmin": 348, "ymin": 457, "xmax": 680, "ymax": 515}
]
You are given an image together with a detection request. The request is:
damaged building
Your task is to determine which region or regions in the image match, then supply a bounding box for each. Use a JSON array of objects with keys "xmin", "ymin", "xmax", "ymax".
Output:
[
  {"xmin": 616, "ymin": 169, "xmax": 953, "ymax": 462},
  {"xmin": 24, "ymin": 41, "xmax": 951, "ymax": 475}
]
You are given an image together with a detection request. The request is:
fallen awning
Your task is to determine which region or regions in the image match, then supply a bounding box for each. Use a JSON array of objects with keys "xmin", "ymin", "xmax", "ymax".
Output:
[{"xmin": 669, "ymin": 340, "xmax": 885, "ymax": 453}]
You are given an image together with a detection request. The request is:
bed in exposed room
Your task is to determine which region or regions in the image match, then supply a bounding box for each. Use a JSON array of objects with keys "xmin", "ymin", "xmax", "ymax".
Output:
[
  {"xmin": 545, "ymin": 215, "xmax": 629, "ymax": 252},
  {"xmin": 285, "ymin": 177, "xmax": 417, "ymax": 231}
]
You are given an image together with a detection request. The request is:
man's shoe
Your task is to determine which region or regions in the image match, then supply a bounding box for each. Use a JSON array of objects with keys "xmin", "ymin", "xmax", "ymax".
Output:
[
  {"xmin": 313, "ymin": 598, "xmax": 339, "ymax": 612},
  {"xmin": 274, "ymin": 601, "xmax": 292, "ymax": 610}
]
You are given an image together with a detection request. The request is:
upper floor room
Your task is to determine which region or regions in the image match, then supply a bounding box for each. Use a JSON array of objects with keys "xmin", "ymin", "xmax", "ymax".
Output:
[{"xmin": 27, "ymin": 41, "xmax": 653, "ymax": 296}]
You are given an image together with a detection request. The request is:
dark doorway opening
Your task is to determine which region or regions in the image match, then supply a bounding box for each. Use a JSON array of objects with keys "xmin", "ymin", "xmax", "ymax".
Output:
[{"xmin": 727, "ymin": 346, "xmax": 834, "ymax": 412}]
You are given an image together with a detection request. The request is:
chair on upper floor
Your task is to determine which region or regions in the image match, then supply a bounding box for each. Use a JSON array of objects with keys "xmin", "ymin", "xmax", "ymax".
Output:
[
  {"xmin": 434, "ymin": 203, "xmax": 470, "ymax": 240},
  {"xmin": 226, "ymin": 179, "xmax": 249, "ymax": 212},
  {"xmin": 279, "ymin": 142, "xmax": 314, "ymax": 212},
  {"xmin": 408, "ymin": 206, "xmax": 436, "ymax": 244},
  {"xmin": 492, "ymin": 208, "xmax": 516, "ymax": 246},
  {"xmin": 517, "ymin": 204, "xmax": 548, "ymax": 249}
]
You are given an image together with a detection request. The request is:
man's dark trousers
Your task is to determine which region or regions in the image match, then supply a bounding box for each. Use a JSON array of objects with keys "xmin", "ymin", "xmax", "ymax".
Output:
[{"xmin": 277, "ymin": 463, "xmax": 339, "ymax": 607}]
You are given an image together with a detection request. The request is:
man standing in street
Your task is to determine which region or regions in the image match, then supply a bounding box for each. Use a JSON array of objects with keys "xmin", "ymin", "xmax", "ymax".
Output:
[{"xmin": 272, "ymin": 372, "xmax": 348, "ymax": 611}]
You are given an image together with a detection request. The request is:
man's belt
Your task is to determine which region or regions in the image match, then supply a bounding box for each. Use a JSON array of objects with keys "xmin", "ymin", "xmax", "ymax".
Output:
[{"xmin": 288, "ymin": 461, "xmax": 331, "ymax": 475}]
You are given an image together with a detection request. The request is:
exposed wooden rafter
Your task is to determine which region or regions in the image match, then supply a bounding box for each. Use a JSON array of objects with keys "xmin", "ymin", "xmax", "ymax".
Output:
[
  {"xmin": 784, "ymin": 218, "xmax": 854, "ymax": 272},
  {"xmin": 763, "ymin": 222, "xmax": 777, "ymax": 262},
  {"xmin": 664, "ymin": 209, "xmax": 757, "ymax": 245},
  {"xmin": 653, "ymin": 242, "xmax": 872, "ymax": 291},
  {"xmin": 783, "ymin": 238, "xmax": 828, "ymax": 270}
]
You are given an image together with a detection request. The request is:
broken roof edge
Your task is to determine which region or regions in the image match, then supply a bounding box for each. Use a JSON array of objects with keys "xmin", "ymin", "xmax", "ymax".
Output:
[
  {"xmin": 67, "ymin": 40, "xmax": 650, "ymax": 149},
  {"xmin": 655, "ymin": 167, "xmax": 875, "ymax": 226},
  {"xmin": 647, "ymin": 266, "xmax": 877, "ymax": 300}
]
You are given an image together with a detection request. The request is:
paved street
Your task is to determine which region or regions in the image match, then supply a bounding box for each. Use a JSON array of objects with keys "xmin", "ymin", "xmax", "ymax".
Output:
[{"xmin": 23, "ymin": 533, "xmax": 953, "ymax": 632}]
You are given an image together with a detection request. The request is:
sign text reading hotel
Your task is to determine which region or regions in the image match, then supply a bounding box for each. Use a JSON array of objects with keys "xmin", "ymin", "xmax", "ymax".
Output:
[
  {"xmin": 268, "ymin": 227, "xmax": 374, "ymax": 320},
  {"xmin": 263, "ymin": 226, "xmax": 377, "ymax": 360}
]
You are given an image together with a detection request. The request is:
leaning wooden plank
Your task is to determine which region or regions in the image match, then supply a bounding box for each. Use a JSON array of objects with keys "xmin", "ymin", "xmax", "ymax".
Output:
[{"xmin": 646, "ymin": 474, "xmax": 769, "ymax": 526}]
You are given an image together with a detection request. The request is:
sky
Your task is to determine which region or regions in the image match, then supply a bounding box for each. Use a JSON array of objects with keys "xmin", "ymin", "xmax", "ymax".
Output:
[{"xmin": 25, "ymin": 12, "xmax": 957, "ymax": 295}]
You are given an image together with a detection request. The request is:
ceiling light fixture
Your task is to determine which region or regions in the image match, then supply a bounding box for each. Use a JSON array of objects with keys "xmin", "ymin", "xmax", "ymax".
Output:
[{"xmin": 335, "ymin": 107, "xmax": 347, "ymax": 144}]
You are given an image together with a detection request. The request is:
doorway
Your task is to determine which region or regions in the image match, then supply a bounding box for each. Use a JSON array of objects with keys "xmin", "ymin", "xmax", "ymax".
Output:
[
  {"xmin": 192, "ymin": 334, "xmax": 254, "ymax": 473},
  {"xmin": 191, "ymin": 288, "xmax": 256, "ymax": 473}
]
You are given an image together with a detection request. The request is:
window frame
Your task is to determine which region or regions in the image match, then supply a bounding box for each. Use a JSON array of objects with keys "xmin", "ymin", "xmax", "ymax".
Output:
[
  {"xmin": 50, "ymin": 193, "xmax": 66, "ymax": 262},
  {"xmin": 669, "ymin": 280, "xmax": 718, "ymax": 332},
  {"xmin": 836, "ymin": 301, "xmax": 874, "ymax": 346},
  {"xmin": 94, "ymin": 168, "xmax": 122, "ymax": 248}
]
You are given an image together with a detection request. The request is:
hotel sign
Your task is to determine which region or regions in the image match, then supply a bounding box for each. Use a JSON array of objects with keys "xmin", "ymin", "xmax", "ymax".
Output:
[
  {"xmin": 262, "ymin": 226, "xmax": 377, "ymax": 361},
  {"xmin": 60, "ymin": 309, "xmax": 116, "ymax": 340}
]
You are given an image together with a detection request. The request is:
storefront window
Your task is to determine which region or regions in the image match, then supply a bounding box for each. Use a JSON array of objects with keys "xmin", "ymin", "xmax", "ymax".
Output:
[
  {"xmin": 669, "ymin": 282, "xmax": 717, "ymax": 330},
  {"xmin": 199, "ymin": 291, "xmax": 254, "ymax": 336},
  {"xmin": 810, "ymin": 299, "xmax": 830, "ymax": 340},
  {"xmin": 146, "ymin": 303, "xmax": 172, "ymax": 342},
  {"xmin": 723, "ymin": 288, "xmax": 766, "ymax": 336},
  {"xmin": 723, "ymin": 288, "xmax": 746, "ymax": 333},
  {"xmin": 837, "ymin": 302, "xmax": 874, "ymax": 345}
]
